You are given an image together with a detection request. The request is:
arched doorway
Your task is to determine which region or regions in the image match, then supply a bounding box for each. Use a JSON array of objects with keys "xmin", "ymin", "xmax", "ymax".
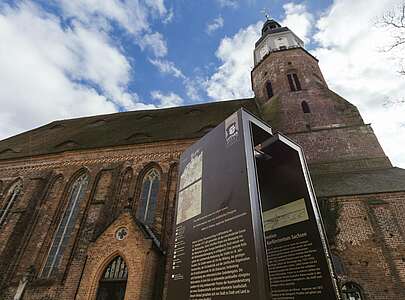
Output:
[{"xmin": 96, "ymin": 256, "xmax": 128, "ymax": 300}]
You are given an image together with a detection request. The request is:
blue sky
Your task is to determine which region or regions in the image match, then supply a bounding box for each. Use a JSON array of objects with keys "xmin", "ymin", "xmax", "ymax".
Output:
[{"xmin": 0, "ymin": 0, "xmax": 404, "ymax": 167}]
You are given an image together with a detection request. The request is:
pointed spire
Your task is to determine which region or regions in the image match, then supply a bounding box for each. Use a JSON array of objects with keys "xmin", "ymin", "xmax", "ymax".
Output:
[{"xmin": 260, "ymin": 8, "xmax": 271, "ymax": 21}]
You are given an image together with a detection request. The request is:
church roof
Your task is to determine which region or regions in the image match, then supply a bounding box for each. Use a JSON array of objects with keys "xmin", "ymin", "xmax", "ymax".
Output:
[
  {"xmin": 0, "ymin": 98, "xmax": 258, "ymax": 161},
  {"xmin": 312, "ymin": 167, "xmax": 405, "ymax": 197},
  {"xmin": 2, "ymin": 96, "xmax": 404, "ymax": 197}
]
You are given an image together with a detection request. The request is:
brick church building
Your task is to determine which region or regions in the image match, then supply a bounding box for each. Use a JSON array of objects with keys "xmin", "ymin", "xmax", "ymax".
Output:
[{"xmin": 0, "ymin": 19, "xmax": 404, "ymax": 300}]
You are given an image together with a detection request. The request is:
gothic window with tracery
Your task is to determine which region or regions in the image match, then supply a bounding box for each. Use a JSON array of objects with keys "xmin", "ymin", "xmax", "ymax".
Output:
[
  {"xmin": 96, "ymin": 256, "xmax": 128, "ymax": 300},
  {"xmin": 40, "ymin": 173, "xmax": 89, "ymax": 278},
  {"xmin": 0, "ymin": 180, "xmax": 22, "ymax": 229},
  {"xmin": 136, "ymin": 168, "xmax": 160, "ymax": 225},
  {"xmin": 341, "ymin": 282, "xmax": 363, "ymax": 300}
]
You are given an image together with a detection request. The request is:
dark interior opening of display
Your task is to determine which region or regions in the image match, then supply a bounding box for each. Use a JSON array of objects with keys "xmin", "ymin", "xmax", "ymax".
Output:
[
  {"xmin": 250, "ymin": 122, "xmax": 308, "ymax": 213},
  {"xmin": 248, "ymin": 119, "xmax": 339, "ymax": 300}
]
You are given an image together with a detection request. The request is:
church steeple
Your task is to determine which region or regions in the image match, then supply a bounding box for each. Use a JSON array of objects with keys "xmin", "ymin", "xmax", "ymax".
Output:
[
  {"xmin": 251, "ymin": 18, "xmax": 364, "ymax": 135},
  {"xmin": 251, "ymin": 19, "xmax": 390, "ymax": 170},
  {"xmin": 254, "ymin": 19, "xmax": 304, "ymax": 66}
]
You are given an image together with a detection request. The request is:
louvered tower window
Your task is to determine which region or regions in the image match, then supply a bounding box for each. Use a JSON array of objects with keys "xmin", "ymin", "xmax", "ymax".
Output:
[
  {"xmin": 41, "ymin": 173, "xmax": 89, "ymax": 278},
  {"xmin": 96, "ymin": 256, "xmax": 128, "ymax": 300},
  {"xmin": 0, "ymin": 180, "xmax": 22, "ymax": 229},
  {"xmin": 287, "ymin": 73, "xmax": 302, "ymax": 91},
  {"xmin": 136, "ymin": 168, "xmax": 160, "ymax": 225}
]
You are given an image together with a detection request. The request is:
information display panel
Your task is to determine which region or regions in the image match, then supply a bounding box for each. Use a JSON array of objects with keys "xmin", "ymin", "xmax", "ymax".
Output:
[
  {"xmin": 166, "ymin": 109, "xmax": 340, "ymax": 300},
  {"xmin": 167, "ymin": 111, "xmax": 269, "ymax": 300},
  {"xmin": 252, "ymin": 132, "xmax": 340, "ymax": 299}
]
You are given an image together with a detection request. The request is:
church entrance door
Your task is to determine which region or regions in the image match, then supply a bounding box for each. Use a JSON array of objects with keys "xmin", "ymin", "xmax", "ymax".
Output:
[
  {"xmin": 96, "ymin": 280, "xmax": 126, "ymax": 300},
  {"xmin": 96, "ymin": 256, "xmax": 128, "ymax": 300}
]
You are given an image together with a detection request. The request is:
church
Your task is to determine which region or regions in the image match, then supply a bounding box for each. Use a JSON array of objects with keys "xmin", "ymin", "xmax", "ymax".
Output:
[{"xmin": 0, "ymin": 19, "xmax": 404, "ymax": 300}]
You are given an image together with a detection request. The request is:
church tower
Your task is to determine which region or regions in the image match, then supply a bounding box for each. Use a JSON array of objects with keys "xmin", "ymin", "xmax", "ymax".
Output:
[{"xmin": 251, "ymin": 19, "xmax": 391, "ymax": 171}]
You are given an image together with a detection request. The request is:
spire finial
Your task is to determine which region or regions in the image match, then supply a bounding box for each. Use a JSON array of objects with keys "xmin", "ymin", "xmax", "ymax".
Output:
[{"xmin": 260, "ymin": 8, "xmax": 270, "ymax": 21}]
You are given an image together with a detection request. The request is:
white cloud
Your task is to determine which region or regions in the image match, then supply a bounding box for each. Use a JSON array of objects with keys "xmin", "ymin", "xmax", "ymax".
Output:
[
  {"xmin": 184, "ymin": 78, "xmax": 202, "ymax": 101},
  {"xmin": 311, "ymin": 0, "xmax": 405, "ymax": 168},
  {"xmin": 59, "ymin": 0, "xmax": 150, "ymax": 35},
  {"xmin": 149, "ymin": 58, "xmax": 185, "ymax": 78},
  {"xmin": 216, "ymin": 0, "xmax": 239, "ymax": 9},
  {"xmin": 69, "ymin": 25, "xmax": 138, "ymax": 109},
  {"xmin": 281, "ymin": 3, "xmax": 314, "ymax": 44},
  {"xmin": 59, "ymin": 0, "xmax": 170, "ymax": 58},
  {"xmin": 140, "ymin": 32, "xmax": 168, "ymax": 57},
  {"xmin": 59, "ymin": 0, "xmax": 169, "ymax": 35},
  {"xmin": 149, "ymin": 59, "xmax": 205, "ymax": 101},
  {"xmin": 162, "ymin": 7, "xmax": 174, "ymax": 24},
  {"xmin": 205, "ymin": 22, "xmax": 261, "ymax": 100},
  {"xmin": 0, "ymin": 2, "xmax": 157, "ymax": 140},
  {"xmin": 144, "ymin": 0, "xmax": 167, "ymax": 16},
  {"xmin": 149, "ymin": 59, "xmax": 194, "ymax": 103},
  {"xmin": 206, "ymin": 16, "xmax": 224, "ymax": 34},
  {"xmin": 151, "ymin": 90, "xmax": 183, "ymax": 108},
  {"xmin": 0, "ymin": 0, "xmax": 177, "ymax": 140}
]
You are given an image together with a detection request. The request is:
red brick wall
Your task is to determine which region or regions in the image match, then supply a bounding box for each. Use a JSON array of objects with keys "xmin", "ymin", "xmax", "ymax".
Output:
[
  {"xmin": 0, "ymin": 116, "xmax": 403, "ymax": 300},
  {"xmin": 0, "ymin": 140, "xmax": 190, "ymax": 299},
  {"xmin": 327, "ymin": 192, "xmax": 405, "ymax": 299},
  {"xmin": 251, "ymin": 48, "xmax": 390, "ymax": 170},
  {"xmin": 290, "ymin": 125, "xmax": 388, "ymax": 165},
  {"xmin": 252, "ymin": 49, "xmax": 363, "ymax": 131}
]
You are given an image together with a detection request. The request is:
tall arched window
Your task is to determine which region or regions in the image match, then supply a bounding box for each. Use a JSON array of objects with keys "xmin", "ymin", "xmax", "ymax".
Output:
[
  {"xmin": 40, "ymin": 173, "xmax": 89, "ymax": 278},
  {"xmin": 341, "ymin": 282, "xmax": 363, "ymax": 300},
  {"xmin": 115, "ymin": 168, "xmax": 133, "ymax": 212},
  {"xmin": 0, "ymin": 180, "xmax": 22, "ymax": 229},
  {"xmin": 266, "ymin": 81, "xmax": 273, "ymax": 98},
  {"xmin": 136, "ymin": 168, "xmax": 160, "ymax": 225},
  {"xmin": 287, "ymin": 73, "xmax": 302, "ymax": 91},
  {"xmin": 96, "ymin": 256, "xmax": 128, "ymax": 300},
  {"xmin": 301, "ymin": 101, "xmax": 311, "ymax": 113}
]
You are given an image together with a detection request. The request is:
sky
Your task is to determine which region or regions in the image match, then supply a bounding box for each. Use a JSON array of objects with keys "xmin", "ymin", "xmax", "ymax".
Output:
[{"xmin": 0, "ymin": 0, "xmax": 404, "ymax": 167}]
